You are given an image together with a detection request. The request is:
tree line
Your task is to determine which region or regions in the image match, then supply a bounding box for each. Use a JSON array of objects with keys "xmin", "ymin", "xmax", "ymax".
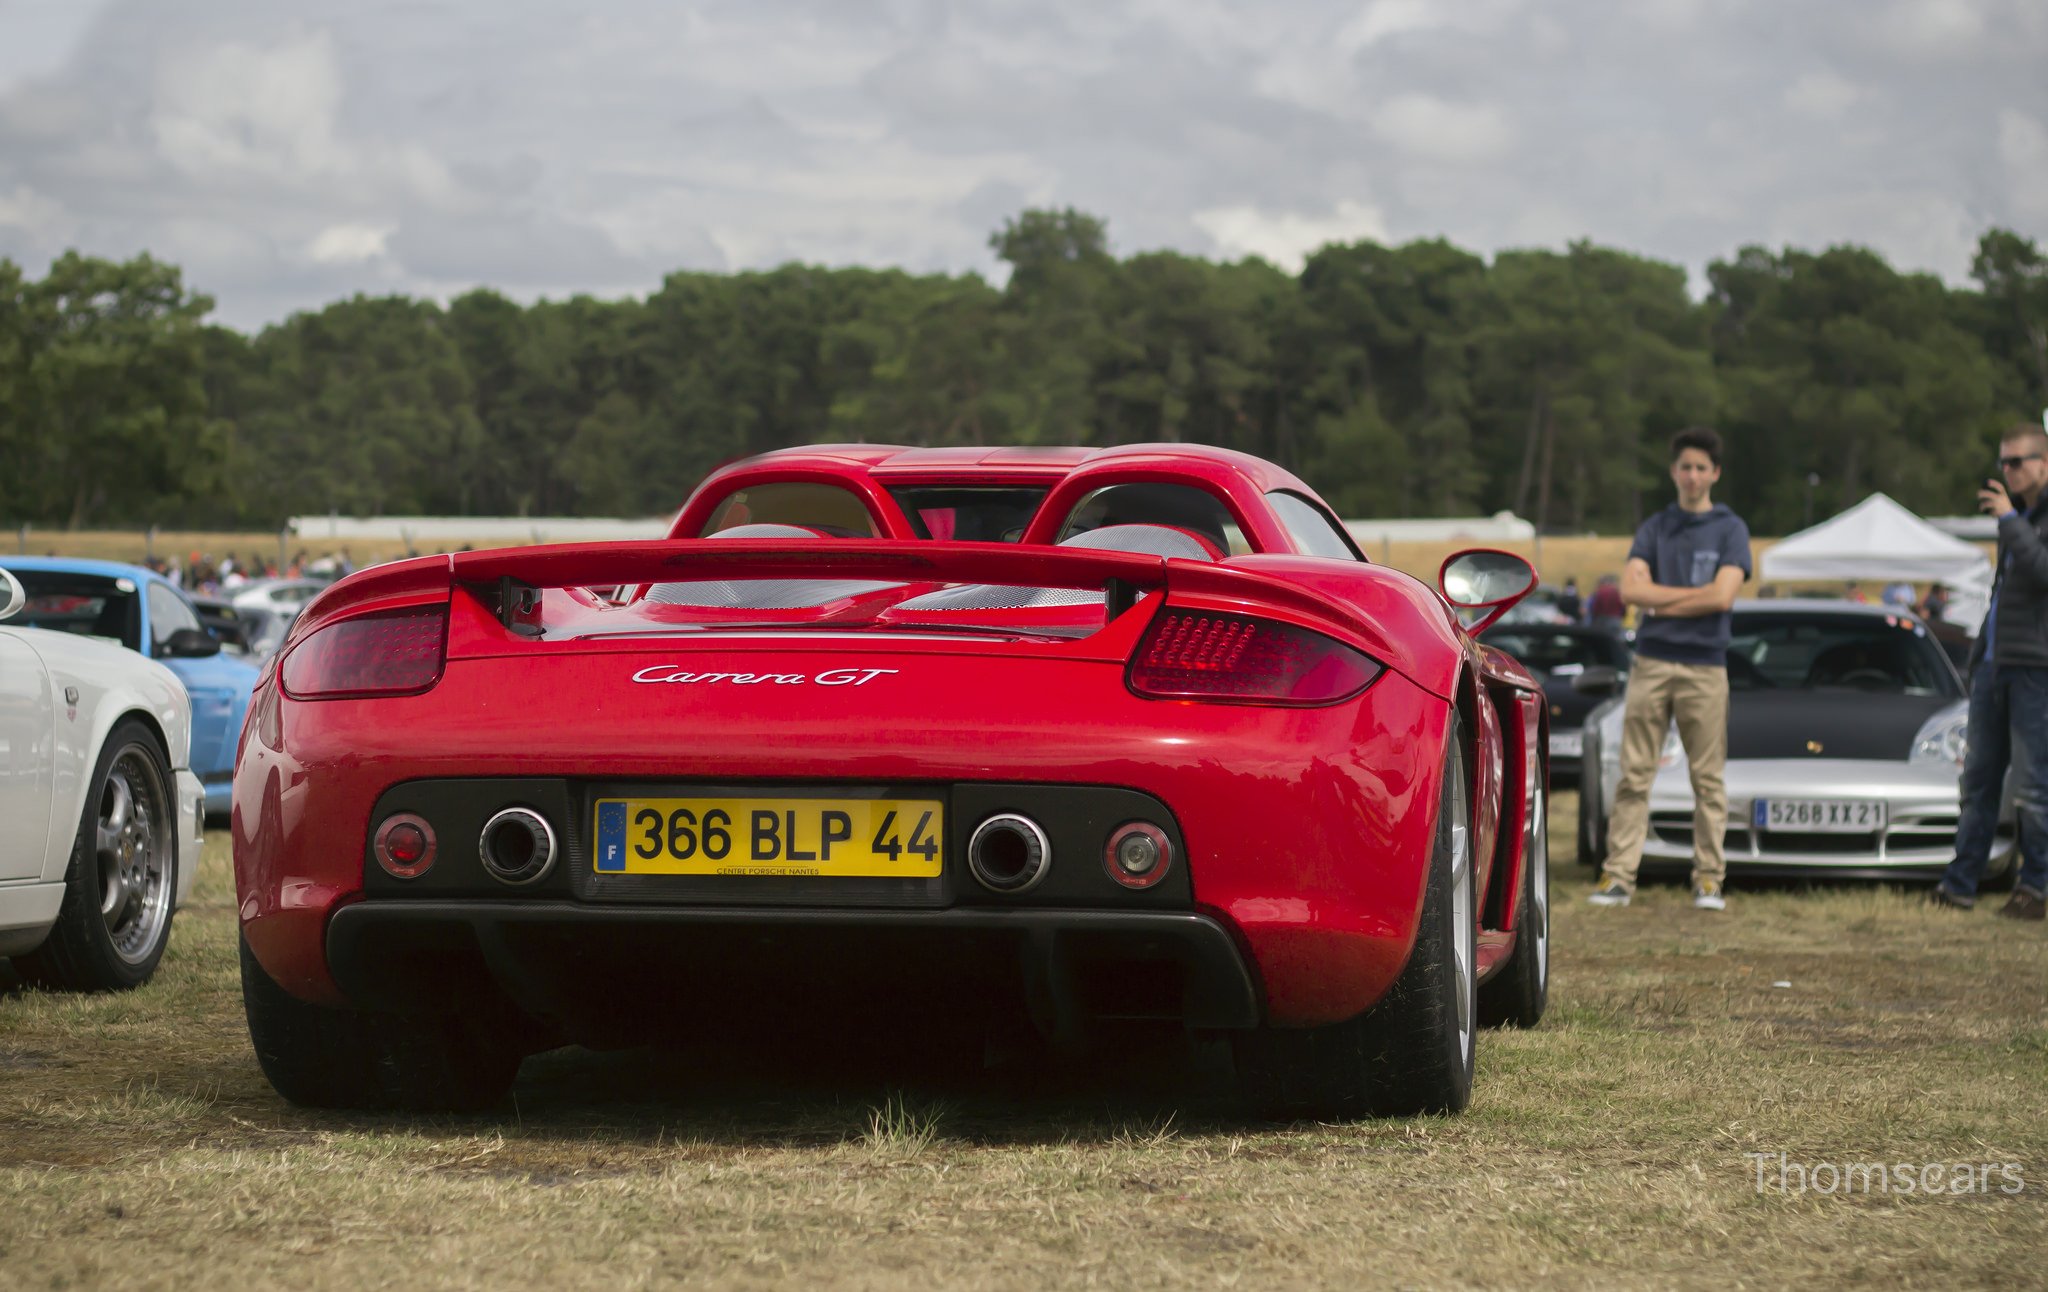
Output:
[{"xmin": 2, "ymin": 210, "xmax": 2044, "ymax": 536}]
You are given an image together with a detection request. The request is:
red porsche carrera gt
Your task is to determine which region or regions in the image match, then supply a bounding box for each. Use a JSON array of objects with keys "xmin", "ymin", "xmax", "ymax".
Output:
[{"xmin": 233, "ymin": 445, "xmax": 1551, "ymax": 1117}]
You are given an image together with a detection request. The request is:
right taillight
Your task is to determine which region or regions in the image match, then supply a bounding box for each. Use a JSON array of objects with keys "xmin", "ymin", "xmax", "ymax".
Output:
[
  {"xmin": 282, "ymin": 603, "xmax": 448, "ymax": 699},
  {"xmin": 1128, "ymin": 608, "xmax": 1382, "ymax": 705}
]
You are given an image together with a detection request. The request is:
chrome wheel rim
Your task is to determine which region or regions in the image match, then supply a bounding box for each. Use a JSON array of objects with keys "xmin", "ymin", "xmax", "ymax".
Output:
[
  {"xmin": 95, "ymin": 746, "xmax": 173, "ymax": 965},
  {"xmin": 1448, "ymin": 744, "xmax": 1475, "ymax": 1064}
]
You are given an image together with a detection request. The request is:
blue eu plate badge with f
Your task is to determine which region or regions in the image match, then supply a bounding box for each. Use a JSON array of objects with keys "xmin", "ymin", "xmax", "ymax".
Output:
[{"xmin": 596, "ymin": 801, "xmax": 628, "ymax": 872}]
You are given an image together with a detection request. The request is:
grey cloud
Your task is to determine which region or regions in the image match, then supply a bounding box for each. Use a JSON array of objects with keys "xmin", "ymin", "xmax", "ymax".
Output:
[{"xmin": 0, "ymin": 0, "xmax": 2042, "ymax": 327}]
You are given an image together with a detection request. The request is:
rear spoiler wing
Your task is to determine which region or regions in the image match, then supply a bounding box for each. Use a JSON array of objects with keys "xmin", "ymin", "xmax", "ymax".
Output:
[
  {"xmin": 288, "ymin": 539, "xmax": 1458, "ymax": 699},
  {"xmin": 450, "ymin": 538, "xmax": 1174, "ymax": 594},
  {"xmin": 451, "ymin": 539, "xmax": 1175, "ymax": 633}
]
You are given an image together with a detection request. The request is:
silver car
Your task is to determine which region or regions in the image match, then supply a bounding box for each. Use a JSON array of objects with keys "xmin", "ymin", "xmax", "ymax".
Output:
[{"xmin": 1576, "ymin": 600, "xmax": 2015, "ymax": 883}]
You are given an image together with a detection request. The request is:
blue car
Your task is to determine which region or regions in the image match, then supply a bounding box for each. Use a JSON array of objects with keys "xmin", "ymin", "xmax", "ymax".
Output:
[{"xmin": 3, "ymin": 557, "xmax": 259, "ymax": 818}]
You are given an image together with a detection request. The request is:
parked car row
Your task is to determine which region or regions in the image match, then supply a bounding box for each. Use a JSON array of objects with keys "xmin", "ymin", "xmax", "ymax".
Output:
[
  {"xmin": 4, "ymin": 460, "xmax": 2003, "ymax": 1127},
  {"xmin": 1570, "ymin": 601, "xmax": 2012, "ymax": 886}
]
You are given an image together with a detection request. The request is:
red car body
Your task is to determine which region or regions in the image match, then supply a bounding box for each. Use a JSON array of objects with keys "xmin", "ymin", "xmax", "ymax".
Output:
[{"xmin": 234, "ymin": 444, "xmax": 1550, "ymax": 1116}]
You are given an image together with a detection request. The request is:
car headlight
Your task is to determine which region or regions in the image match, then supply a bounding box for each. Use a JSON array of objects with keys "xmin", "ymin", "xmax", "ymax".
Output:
[{"xmin": 1909, "ymin": 703, "xmax": 1969, "ymax": 770}]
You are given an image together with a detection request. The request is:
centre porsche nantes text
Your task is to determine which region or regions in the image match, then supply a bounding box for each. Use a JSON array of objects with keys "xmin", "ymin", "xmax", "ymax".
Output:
[{"xmin": 630, "ymin": 666, "xmax": 899, "ymax": 687}]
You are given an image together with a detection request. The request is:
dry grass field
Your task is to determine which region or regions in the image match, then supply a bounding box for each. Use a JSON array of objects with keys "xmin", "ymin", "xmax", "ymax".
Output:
[{"xmin": 3, "ymin": 793, "xmax": 2042, "ymax": 1290}]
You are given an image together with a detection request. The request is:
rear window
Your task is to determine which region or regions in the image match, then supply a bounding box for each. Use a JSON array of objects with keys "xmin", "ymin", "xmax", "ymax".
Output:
[
  {"xmin": 1266, "ymin": 491, "xmax": 1361, "ymax": 560},
  {"xmin": 701, "ymin": 483, "xmax": 878, "ymax": 537},
  {"xmin": 10, "ymin": 571, "xmax": 142, "ymax": 651},
  {"xmin": 886, "ymin": 487, "xmax": 1048, "ymax": 542}
]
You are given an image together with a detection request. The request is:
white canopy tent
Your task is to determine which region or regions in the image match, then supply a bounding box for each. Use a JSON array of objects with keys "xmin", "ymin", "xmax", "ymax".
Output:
[{"xmin": 1759, "ymin": 492, "xmax": 1993, "ymax": 633}]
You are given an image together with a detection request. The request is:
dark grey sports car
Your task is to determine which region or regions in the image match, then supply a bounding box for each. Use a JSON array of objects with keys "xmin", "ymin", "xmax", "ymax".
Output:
[{"xmin": 1480, "ymin": 622, "xmax": 1632, "ymax": 784}]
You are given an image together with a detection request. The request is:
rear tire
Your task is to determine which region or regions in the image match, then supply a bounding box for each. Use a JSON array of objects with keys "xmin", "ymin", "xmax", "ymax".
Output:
[
  {"xmin": 1236, "ymin": 713, "xmax": 1477, "ymax": 1118},
  {"xmin": 1479, "ymin": 774, "xmax": 1549, "ymax": 1028},
  {"xmin": 239, "ymin": 934, "xmax": 520, "ymax": 1111},
  {"xmin": 17, "ymin": 721, "xmax": 178, "ymax": 993}
]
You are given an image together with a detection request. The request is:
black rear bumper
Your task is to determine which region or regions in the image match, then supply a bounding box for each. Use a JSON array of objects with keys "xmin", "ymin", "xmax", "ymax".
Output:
[{"xmin": 326, "ymin": 901, "xmax": 1264, "ymax": 1041}]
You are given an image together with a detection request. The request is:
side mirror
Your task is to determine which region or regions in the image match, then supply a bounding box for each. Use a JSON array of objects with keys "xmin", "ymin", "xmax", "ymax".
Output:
[
  {"xmin": 0, "ymin": 568, "xmax": 22, "ymax": 623},
  {"xmin": 162, "ymin": 627, "xmax": 222, "ymax": 658},
  {"xmin": 1439, "ymin": 549, "xmax": 1538, "ymax": 635},
  {"xmin": 1572, "ymin": 665, "xmax": 1624, "ymax": 696}
]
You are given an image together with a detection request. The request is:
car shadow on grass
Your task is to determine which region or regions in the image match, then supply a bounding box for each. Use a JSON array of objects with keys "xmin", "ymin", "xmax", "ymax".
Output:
[{"xmin": 486, "ymin": 1022, "xmax": 1254, "ymax": 1148}]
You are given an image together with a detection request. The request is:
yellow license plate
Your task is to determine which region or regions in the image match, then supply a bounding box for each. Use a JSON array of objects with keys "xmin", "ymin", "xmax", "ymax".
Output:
[{"xmin": 593, "ymin": 797, "xmax": 944, "ymax": 878}]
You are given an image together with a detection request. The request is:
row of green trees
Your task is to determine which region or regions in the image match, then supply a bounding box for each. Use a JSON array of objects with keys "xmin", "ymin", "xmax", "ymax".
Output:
[{"xmin": 2, "ymin": 211, "xmax": 2044, "ymax": 534}]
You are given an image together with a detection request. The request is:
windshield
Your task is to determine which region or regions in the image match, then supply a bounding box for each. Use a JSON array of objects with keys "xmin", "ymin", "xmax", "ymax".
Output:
[
  {"xmin": 886, "ymin": 487, "xmax": 1048, "ymax": 542},
  {"xmin": 1726, "ymin": 612, "xmax": 1960, "ymax": 697},
  {"xmin": 9, "ymin": 570, "xmax": 142, "ymax": 651},
  {"xmin": 1481, "ymin": 628, "xmax": 1631, "ymax": 674}
]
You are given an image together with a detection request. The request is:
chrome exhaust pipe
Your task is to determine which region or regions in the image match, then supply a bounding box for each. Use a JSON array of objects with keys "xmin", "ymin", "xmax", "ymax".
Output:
[
  {"xmin": 967, "ymin": 813, "xmax": 1051, "ymax": 894},
  {"xmin": 479, "ymin": 807, "xmax": 557, "ymax": 885}
]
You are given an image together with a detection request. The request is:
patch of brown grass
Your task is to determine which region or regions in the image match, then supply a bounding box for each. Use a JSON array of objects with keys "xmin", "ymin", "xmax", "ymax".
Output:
[{"xmin": 2, "ymin": 801, "xmax": 2043, "ymax": 1289}]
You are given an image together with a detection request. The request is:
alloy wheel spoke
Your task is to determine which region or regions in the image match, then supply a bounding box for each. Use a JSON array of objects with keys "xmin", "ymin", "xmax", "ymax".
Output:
[
  {"xmin": 1451, "ymin": 767, "xmax": 1474, "ymax": 1050},
  {"xmin": 103, "ymin": 773, "xmax": 133, "ymax": 836},
  {"xmin": 100, "ymin": 860, "xmax": 129, "ymax": 920}
]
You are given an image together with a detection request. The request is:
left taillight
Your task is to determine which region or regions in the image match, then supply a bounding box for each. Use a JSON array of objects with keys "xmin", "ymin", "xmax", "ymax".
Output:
[
  {"xmin": 281, "ymin": 603, "xmax": 448, "ymax": 699},
  {"xmin": 1128, "ymin": 608, "xmax": 1382, "ymax": 706}
]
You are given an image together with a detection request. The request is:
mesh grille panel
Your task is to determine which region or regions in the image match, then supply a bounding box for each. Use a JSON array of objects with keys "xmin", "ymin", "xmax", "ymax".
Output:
[
  {"xmin": 894, "ymin": 524, "xmax": 1212, "ymax": 611},
  {"xmin": 645, "ymin": 578, "xmax": 900, "ymax": 609}
]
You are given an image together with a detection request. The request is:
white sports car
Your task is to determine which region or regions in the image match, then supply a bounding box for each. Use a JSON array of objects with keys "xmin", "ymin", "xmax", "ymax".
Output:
[
  {"xmin": 1576, "ymin": 600, "xmax": 2014, "ymax": 884},
  {"xmin": 0, "ymin": 565, "xmax": 204, "ymax": 989}
]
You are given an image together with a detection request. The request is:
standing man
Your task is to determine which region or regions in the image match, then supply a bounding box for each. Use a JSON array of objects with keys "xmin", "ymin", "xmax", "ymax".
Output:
[
  {"xmin": 1933, "ymin": 423, "xmax": 2048, "ymax": 919},
  {"xmin": 1589, "ymin": 427, "xmax": 1752, "ymax": 911}
]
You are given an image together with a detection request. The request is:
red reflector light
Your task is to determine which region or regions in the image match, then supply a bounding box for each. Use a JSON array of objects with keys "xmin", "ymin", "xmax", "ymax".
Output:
[
  {"xmin": 282, "ymin": 604, "xmax": 447, "ymax": 699},
  {"xmin": 1129, "ymin": 609, "xmax": 1381, "ymax": 705},
  {"xmin": 1104, "ymin": 821, "xmax": 1173, "ymax": 889},
  {"xmin": 385, "ymin": 823, "xmax": 426, "ymax": 863},
  {"xmin": 374, "ymin": 813, "xmax": 437, "ymax": 880}
]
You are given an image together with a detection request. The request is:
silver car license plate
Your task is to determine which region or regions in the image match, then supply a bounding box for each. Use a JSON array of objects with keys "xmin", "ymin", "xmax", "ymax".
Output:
[{"xmin": 1753, "ymin": 799, "xmax": 1887, "ymax": 833}]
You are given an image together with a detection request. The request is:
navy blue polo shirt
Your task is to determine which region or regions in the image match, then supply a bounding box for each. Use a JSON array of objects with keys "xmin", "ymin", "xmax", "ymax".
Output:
[{"xmin": 1628, "ymin": 502, "xmax": 1752, "ymax": 666}]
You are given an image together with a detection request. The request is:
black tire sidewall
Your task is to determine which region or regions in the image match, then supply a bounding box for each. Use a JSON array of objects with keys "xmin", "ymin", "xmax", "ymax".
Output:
[
  {"xmin": 26, "ymin": 720, "xmax": 176, "ymax": 991},
  {"xmin": 239, "ymin": 931, "xmax": 519, "ymax": 1111},
  {"xmin": 1386, "ymin": 715, "xmax": 1477, "ymax": 1110}
]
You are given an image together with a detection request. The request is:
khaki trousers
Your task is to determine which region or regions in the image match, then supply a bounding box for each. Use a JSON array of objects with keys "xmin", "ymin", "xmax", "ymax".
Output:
[{"xmin": 1600, "ymin": 654, "xmax": 1730, "ymax": 893}]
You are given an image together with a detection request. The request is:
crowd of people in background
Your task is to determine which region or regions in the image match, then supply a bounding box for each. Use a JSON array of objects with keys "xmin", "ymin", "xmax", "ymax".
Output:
[{"xmin": 135, "ymin": 548, "xmax": 355, "ymax": 596}]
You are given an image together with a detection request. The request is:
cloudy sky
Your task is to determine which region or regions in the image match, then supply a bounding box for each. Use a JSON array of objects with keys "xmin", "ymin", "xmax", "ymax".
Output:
[{"xmin": 1, "ymin": 0, "xmax": 2043, "ymax": 328}]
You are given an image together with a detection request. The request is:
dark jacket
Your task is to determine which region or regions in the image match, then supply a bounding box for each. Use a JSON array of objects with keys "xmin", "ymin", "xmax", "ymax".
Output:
[{"xmin": 1971, "ymin": 491, "xmax": 2048, "ymax": 671}]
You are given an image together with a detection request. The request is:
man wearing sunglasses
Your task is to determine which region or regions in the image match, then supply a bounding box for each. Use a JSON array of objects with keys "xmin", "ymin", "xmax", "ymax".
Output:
[{"xmin": 1934, "ymin": 423, "xmax": 2048, "ymax": 919}]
